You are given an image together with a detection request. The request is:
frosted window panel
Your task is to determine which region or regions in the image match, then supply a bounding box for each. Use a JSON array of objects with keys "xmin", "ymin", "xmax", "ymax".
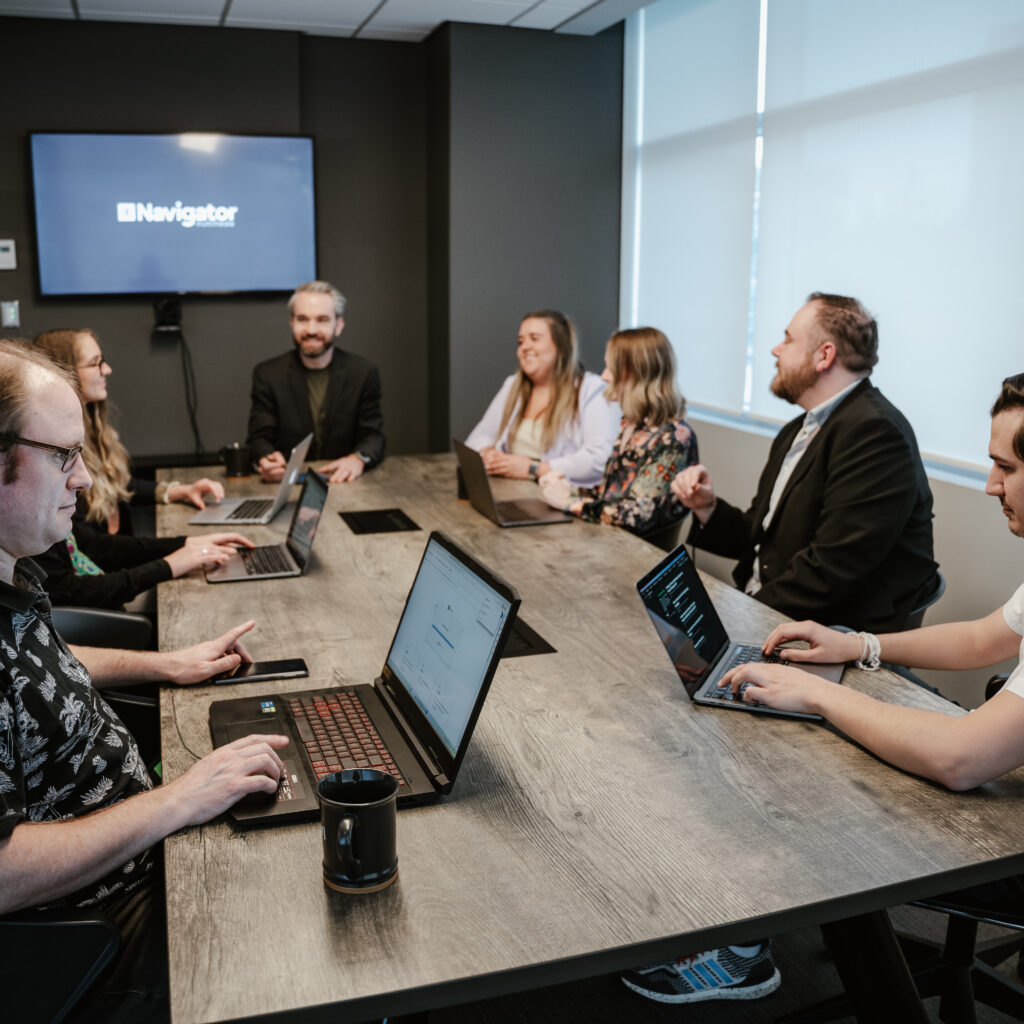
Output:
[
  {"xmin": 635, "ymin": 138, "xmax": 756, "ymax": 410},
  {"xmin": 768, "ymin": 0, "xmax": 1024, "ymax": 106},
  {"xmin": 643, "ymin": 0, "xmax": 762, "ymax": 140}
]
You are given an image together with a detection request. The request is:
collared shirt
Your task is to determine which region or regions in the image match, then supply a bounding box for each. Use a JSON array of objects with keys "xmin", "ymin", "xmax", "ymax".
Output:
[
  {"xmin": 0, "ymin": 560, "xmax": 154, "ymax": 908},
  {"xmin": 746, "ymin": 378, "xmax": 863, "ymax": 596}
]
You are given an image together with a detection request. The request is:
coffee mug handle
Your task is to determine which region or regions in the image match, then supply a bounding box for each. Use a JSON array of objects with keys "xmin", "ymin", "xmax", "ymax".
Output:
[{"xmin": 336, "ymin": 815, "xmax": 362, "ymax": 880}]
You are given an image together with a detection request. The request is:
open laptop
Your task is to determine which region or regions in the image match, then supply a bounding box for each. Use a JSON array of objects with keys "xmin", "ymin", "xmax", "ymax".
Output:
[
  {"xmin": 636, "ymin": 544, "xmax": 843, "ymax": 720},
  {"xmin": 453, "ymin": 439, "xmax": 572, "ymax": 527},
  {"xmin": 208, "ymin": 531, "xmax": 521, "ymax": 825},
  {"xmin": 189, "ymin": 433, "xmax": 312, "ymax": 525},
  {"xmin": 204, "ymin": 468, "xmax": 327, "ymax": 583}
]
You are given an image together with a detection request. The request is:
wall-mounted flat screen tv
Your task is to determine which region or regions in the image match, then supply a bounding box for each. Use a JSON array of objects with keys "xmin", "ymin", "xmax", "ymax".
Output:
[{"xmin": 30, "ymin": 132, "xmax": 317, "ymax": 296}]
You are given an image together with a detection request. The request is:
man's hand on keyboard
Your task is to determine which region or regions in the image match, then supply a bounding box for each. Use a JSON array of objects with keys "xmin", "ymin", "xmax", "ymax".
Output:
[
  {"xmin": 761, "ymin": 621, "xmax": 861, "ymax": 664},
  {"xmin": 720, "ymin": 660, "xmax": 828, "ymax": 716}
]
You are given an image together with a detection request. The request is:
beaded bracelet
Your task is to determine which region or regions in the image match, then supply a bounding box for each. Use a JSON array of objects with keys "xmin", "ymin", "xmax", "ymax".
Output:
[{"xmin": 855, "ymin": 631, "xmax": 881, "ymax": 671}]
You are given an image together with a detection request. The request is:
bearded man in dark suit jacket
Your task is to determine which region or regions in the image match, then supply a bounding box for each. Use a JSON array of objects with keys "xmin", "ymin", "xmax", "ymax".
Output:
[
  {"xmin": 247, "ymin": 281, "xmax": 385, "ymax": 485},
  {"xmin": 672, "ymin": 293, "xmax": 938, "ymax": 633}
]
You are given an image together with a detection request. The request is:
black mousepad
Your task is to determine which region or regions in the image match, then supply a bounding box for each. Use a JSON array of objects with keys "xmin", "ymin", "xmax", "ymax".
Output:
[
  {"xmin": 502, "ymin": 616, "xmax": 556, "ymax": 658},
  {"xmin": 339, "ymin": 508, "xmax": 421, "ymax": 534}
]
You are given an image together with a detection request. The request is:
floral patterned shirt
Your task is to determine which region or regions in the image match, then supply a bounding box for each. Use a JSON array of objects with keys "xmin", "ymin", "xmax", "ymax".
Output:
[
  {"xmin": 567, "ymin": 418, "xmax": 698, "ymax": 535},
  {"xmin": 0, "ymin": 560, "xmax": 154, "ymax": 908}
]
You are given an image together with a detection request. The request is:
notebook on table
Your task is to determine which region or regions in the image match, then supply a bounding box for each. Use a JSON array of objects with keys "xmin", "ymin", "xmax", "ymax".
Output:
[
  {"xmin": 636, "ymin": 544, "xmax": 844, "ymax": 720},
  {"xmin": 453, "ymin": 439, "xmax": 572, "ymax": 527},
  {"xmin": 190, "ymin": 433, "xmax": 312, "ymax": 525},
  {"xmin": 204, "ymin": 468, "xmax": 327, "ymax": 583},
  {"xmin": 208, "ymin": 531, "xmax": 521, "ymax": 825}
]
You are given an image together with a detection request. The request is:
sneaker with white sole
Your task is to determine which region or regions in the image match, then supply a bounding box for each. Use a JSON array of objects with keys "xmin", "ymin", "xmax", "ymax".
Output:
[{"xmin": 621, "ymin": 943, "xmax": 781, "ymax": 1004}]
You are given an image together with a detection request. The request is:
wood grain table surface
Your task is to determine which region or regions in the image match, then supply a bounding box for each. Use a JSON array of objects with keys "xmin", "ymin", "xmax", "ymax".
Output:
[{"xmin": 157, "ymin": 454, "xmax": 1024, "ymax": 1024}]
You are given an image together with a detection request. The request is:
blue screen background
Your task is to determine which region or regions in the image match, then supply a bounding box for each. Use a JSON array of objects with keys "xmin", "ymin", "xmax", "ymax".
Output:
[{"xmin": 31, "ymin": 133, "xmax": 317, "ymax": 295}]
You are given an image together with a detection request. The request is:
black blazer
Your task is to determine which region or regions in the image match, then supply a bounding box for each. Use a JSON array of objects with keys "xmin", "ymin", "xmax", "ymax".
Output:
[
  {"xmin": 246, "ymin": 349, "xmax": 385, "ymax": 466},
  {"xmin": 690, "ymin": 380, "xmax": 938, "ymax": 633}
]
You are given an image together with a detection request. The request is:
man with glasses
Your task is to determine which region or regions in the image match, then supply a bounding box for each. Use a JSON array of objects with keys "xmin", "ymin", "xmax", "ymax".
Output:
[
  {"xmin": 672, "ymin": 292, "xmax": 939, "ymax": 633},
  {"xmin": 0, "ymin": 340, "xmax": 288, "ymax": 1023}
]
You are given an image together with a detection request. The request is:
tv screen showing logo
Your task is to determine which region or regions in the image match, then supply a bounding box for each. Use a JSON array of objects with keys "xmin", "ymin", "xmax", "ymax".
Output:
[{"xmin": 31, "ymin": 133, "xmax": 316, "ymax": 296}]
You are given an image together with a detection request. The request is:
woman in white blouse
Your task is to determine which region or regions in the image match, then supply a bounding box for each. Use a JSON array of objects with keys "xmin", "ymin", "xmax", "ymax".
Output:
[{"xmin": 465, "ymin": 310, "xmax": 619, "ymax": 488}]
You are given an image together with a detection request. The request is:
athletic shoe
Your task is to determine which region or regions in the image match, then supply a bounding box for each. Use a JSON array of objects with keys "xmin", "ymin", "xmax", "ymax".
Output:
[{"xmin": 621, "ymin": 944, "xmax": 782, "ymax": 1004}]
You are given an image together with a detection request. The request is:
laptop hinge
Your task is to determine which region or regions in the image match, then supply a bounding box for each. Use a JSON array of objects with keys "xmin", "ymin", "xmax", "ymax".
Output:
[{"xmin": 375, "ymin": 677, "xmax": 447, "ymax": 785}]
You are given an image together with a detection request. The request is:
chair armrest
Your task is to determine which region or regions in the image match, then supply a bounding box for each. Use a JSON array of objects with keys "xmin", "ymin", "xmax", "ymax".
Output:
[{"xmin": 51, "ymin": 606, "xmax": 153, "ymax": 650}]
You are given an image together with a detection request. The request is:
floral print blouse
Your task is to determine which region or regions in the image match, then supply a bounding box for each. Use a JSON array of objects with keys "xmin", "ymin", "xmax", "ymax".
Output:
[{"xmin": 566, "ymin": 418, "xmax": 698, "ymax": 536}]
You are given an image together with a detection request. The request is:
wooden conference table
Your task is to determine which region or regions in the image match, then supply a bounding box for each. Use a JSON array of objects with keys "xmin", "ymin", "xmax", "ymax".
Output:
[{"xmin": 157, "ymin": 454, "xmax": 1024, "ymax": 1024}]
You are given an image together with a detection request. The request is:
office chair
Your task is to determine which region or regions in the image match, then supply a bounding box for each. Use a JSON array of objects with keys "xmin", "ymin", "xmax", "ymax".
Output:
[
  {"xmin": 902, "ymin": 570, "xmax": 946, "ymax": 630},
  {"xmin": 51, "ymin": 606, "xmax": 153, "ymax": 649},
  {"xmin": 51, "ymin": 606, "xmax": 160, "ymax": 769},
  {"xmin": 0, "ymin": 907, "xmax": 120, "ymax": 1024}
]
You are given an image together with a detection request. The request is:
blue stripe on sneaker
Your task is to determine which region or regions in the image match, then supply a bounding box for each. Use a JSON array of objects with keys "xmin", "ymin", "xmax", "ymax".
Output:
[
  {"xmin": 703, "ymin": 959, "xmax": 735, "ymax": 985},
  {"xmin": 682, "ymin": 967, "xmax": 710, "ymax": 989}
]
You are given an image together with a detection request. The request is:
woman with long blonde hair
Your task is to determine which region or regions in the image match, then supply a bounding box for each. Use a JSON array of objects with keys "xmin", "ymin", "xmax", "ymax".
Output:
[
  {"xmin": 31, "ymin": 329, "xmax": 249, "ymax": 609},
  {"xmin": 34, "ymin": 328, "xmax": 222, "ymax": 532},
  {"xmin": 465, "ymin": 310, "xmax": 619, "ymax": 487},
  {"xmin": 540, "ymin": 327, "xmax": 698, "ymax": 536}
]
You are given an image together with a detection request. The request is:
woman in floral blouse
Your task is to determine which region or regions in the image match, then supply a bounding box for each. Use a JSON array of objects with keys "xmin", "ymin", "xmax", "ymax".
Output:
[{"xmin": 540, "ymin": 326, "xmax": 698, "ymax": 537}]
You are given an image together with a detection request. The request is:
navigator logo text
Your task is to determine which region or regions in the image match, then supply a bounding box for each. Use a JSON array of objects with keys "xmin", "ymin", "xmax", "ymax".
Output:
[{"xmin": 115, "ymin": 201, "xmax": 239, "ymax": 228}]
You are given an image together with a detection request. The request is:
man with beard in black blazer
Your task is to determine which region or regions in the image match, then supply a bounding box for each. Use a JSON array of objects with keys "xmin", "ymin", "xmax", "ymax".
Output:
[
  {"xmin": 247, "ymin": 280, "xmax": 385, "ymax": 485},
  {"xmin": 672, "ymin": 292, "xmax": 938, "ymax": 633}
]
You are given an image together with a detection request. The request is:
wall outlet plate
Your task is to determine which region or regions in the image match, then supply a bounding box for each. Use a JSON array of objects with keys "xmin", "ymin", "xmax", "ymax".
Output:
[{"xmin": 0, "ymin": 240, "xmax": 15, "ymax": 270}]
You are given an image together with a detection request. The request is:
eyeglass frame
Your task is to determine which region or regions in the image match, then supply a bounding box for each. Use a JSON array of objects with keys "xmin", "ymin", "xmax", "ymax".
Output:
[
  {"xmin": 77, "ymin": 354, "xmax": 110, "ymax": 370},
  {"xmin": 1, "ymin": 435, "xmax": 85, "ymax": 472}
]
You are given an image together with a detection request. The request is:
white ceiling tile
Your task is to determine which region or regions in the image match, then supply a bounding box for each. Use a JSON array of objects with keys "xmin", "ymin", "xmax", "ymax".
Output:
[
  {"xmin": 512, "ymin": 4, "xmax": 584, "ymax": 31},
  {"xmin": 0, "ymin": 0, "xmax": 72, "ymax": 15},
  {"xmin": 79, "ymin": 0, "xmax": 220, "ymax": 17},
  {"xmin": 226, "ymin": 0, "xmax": 376, "ymax": 33},
  {"xmin": 556, "ymin": 0, "xmax": 649, "ymax": 34},
  {"xmin": 368, "ymin": 0, "xmax": 528, "ymax": 33},
  {"xmin": 356, "ymin": 24, "xmax": 428, "ymax": 42}
]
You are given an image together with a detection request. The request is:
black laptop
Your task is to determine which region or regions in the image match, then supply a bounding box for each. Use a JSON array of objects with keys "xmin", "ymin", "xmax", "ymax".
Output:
[
  {"xmin": 636, "ymin": 544, "xmax": 843, "ymax": 720},
  {"xmin": 204, "ymin": 469, "xmax": 327, "ymax": 583},
  {"xmin": 453, "ymin": 439, "xmax": 573, "ymax": 527},
  {"xmin": 209, "ymin": 531, "xmax": 521, "ymax": 825}
]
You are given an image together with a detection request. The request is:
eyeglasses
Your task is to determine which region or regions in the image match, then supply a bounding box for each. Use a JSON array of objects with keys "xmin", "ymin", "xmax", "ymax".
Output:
[
  {"xmin": 77, "ymin": 354, "xmax": 110, "ymax": 370},
  {"xmin": 2, "ymin": 436, "xmax": 84, "ymax": 472}
]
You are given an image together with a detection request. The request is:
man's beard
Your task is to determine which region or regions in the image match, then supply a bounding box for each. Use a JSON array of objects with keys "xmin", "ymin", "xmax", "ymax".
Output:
[
  {"xmin": 770, "ymin": 355, "xmax": 817, "ymax": 404},
  {"xmin": 296, "ymin": 336, "xmax": 333, "ymax": 359}
]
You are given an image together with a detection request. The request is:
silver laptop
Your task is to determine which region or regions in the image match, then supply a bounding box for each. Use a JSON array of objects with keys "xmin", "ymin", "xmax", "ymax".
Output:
[
  {"xmin": 453, "ymin": 439, "xmax": 572, "ymax": 527},
  {"xmin": 636, "ymin": 544, "xmax": 844, "ymax": 720},
  {"xmin": 190, "ymin": 433, "xmax": 312, "ymax": 525},
  {"xmin": 205, "ymin": 469, "xmax": 327, "ymax": 583}
]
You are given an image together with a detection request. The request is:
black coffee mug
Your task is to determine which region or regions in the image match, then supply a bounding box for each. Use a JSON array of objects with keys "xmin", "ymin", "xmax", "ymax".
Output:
[
  {"xmin": 221, "ymin": 442, "xmax": 251, "ymax": 478},
  {"xmin": 318, "ymin": 769, "xmax": 399, "ymax": 894}
]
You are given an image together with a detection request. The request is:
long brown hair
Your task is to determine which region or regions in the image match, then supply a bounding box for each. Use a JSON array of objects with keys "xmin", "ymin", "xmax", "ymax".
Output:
[
  {"xmin": 33, "ymin": 328, "xmax": 132, "ymax": 524},
  {"xmin": 497, "ymin": 310, "xmax": 583, "ymax": 452},
  {"xmin": 605, "ymin": 327, "xmax": 685, "ymax": 428}
]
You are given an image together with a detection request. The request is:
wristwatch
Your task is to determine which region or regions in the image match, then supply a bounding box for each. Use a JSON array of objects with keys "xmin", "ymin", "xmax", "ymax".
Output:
[
  {"xmin": 528, "ymin": 460, "xmax": 540, "ymax": 481},
  {"xmin": 355, "ymin": 452, "xmax": 373, "ymax": 465}
]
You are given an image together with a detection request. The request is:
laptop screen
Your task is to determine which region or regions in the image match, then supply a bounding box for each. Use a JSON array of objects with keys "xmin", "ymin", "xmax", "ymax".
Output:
[
  {"xmin": 384, "ymin": 537, "xmax": 513, "ymax": 756},
  {"xmin": 636, "ymin": 545, "xmax": 730, "ymax": 696},
  {"xmin": 286, "ymin": 470, "xmax": 327, "ymax": 571}
]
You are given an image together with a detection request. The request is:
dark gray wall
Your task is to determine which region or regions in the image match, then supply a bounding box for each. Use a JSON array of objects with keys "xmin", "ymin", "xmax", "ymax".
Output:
[
  {"xmin": 429, "ymin": 23, "xmax": 624, "ymax": 447},
  {"xmin": 1, "ymin": 16, "xmax": 622, "ymax": 461},
  {"xmin": 2, "ymin": 17, "xmax": 427, "ymax": 458}
]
